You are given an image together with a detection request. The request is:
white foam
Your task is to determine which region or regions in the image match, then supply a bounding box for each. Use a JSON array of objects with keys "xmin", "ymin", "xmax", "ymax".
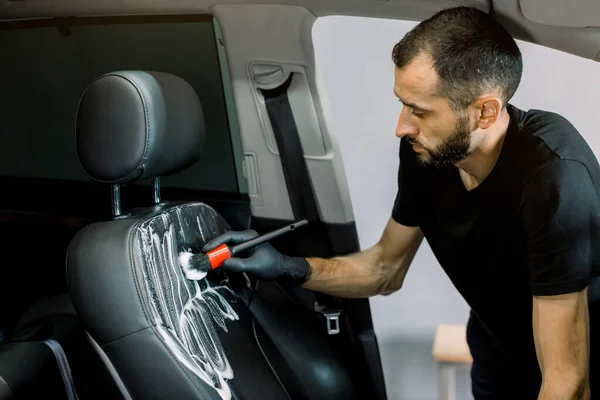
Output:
[
  {"xmin": 179, "ymin": 251, "xmax": 208, "ymax": 281},
  {"xmin": 139, "ymin": 219, "xmax": 239, "ymax": 400}
]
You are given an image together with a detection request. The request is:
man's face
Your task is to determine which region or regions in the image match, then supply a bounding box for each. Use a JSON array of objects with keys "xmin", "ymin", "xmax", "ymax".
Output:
[{"xmin": 393, "ymin": 54, "xmax": 475, "ymax": 169}]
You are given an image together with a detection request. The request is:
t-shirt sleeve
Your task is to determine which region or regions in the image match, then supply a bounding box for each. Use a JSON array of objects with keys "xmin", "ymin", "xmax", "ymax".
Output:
[
  {"xmin": 520, "ymin": 159, "xmax": 598, "ymax": 296},
  {"xmin": 391, "ymin": 139, "xmax": 423, "ymax": 227}
]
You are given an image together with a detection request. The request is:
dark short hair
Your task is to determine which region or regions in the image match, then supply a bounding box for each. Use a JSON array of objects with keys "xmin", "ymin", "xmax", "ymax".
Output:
[{"xmin": 392, "ymin": 7, "xmax": 523, "ymax": 111}]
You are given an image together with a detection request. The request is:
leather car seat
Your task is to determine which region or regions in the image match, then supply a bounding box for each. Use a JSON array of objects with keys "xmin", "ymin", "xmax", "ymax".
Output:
[
  {"xmin": 0, "ymin": 294, "xmax": 118, "ymax": 399},
  {"xmin": 66, "ymin": 71, "xmax": 353, "ymax": 400},
  {"xmin": 0, "ymin": 294, "xmax": 79, "ymax": 400}
]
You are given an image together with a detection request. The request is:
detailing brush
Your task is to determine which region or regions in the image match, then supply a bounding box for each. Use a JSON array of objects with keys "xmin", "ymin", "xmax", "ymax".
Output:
[{"xmin": 179, "ymin": 219, "xmax": 308, "ymax": 280}]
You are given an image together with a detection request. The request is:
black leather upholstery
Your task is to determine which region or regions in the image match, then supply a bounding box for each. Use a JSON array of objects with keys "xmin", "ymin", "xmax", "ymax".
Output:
[
  {"xmin": 0, "ymin": 342, "xmax": 67, "ymax": 399},
  {"xmin": 0, "ymin": 294, "xmax": 115, "ymax": 400},
  {"xmin": 250, "ymin": 284, "xmax": 353, "ymax": 399},
  {"xmin": 13, "ymin": 294, "xmax": 76, "ymax": 334},
  {"xmin": 67, "ymin": 70, "xmax": 353, "ymax": 400},
  {"xmin": 69, "ymin": 203, "xmax": 298, "ymax": 399},
  {"xmin": 76, "ymin": 71, "xmax": 204, "ymax": 184}
]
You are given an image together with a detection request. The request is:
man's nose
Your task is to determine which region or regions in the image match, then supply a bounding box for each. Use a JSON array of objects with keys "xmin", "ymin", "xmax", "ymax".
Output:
[{"xmin": 395, "ymin": 107, "xmax": 418, "ymax": 138}]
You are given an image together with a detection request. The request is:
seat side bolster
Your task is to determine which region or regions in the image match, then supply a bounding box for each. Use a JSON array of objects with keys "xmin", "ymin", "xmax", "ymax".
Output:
[{"xmin": 66, "ymin": 219, "xmax": 151, "ymax": 346}]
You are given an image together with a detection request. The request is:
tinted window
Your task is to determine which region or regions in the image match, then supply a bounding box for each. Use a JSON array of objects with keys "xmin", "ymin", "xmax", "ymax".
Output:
[{"xmin": 0, "ymin": 17, "xmax": 239, "ymax": 193}]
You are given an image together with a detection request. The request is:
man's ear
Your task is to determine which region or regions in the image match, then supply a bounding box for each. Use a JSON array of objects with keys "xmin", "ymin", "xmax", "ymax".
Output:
[{"xmin": 475, "ymin": 97, "xmax": 503, "ymax": 130}]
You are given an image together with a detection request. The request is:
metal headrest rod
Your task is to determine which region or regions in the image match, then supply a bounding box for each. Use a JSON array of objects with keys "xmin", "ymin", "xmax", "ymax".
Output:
[
  {"xmin": 152, "ymin": 177, "xmax": 161, "ymax": 205},
  {"xmin": 111, "ymin": 184, "xmax": 122, "ymax": 217},
  {"xmin": 110, "ymin": 178, "xmax": 160, "ymax": 219}
]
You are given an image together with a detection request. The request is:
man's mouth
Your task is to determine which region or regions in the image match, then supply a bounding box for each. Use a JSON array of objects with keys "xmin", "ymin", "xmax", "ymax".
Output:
[
  {"xmin": 407, "ymin": 138, "xmax": 425, "ymax": 152},
  {"xmin": 412, "ymin": 143, "xmax": 425, "ymax": 152}
]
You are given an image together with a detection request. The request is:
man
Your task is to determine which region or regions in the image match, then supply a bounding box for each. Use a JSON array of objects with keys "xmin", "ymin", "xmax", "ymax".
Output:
[{"xmin": 204, "ymin": 6, "xmax": 599, "ymax": 399}]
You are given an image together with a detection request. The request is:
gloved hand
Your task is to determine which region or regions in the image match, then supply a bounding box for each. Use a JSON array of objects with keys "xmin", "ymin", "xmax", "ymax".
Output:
[{"xmin": 202, "ymin": 230, "xmax": 311, "ymax": 286}]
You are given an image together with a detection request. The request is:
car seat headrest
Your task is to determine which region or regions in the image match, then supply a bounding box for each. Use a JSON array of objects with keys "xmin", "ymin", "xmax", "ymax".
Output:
[{"xmin": 76, "ymin": 71, "xmax": 204, "ymax": 185}]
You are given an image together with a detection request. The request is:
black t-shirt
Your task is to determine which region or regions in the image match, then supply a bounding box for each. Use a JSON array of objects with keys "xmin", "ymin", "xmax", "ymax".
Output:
[{"xmin": 392, "ymin": 104, "xmax": 600, "ymax": 360}]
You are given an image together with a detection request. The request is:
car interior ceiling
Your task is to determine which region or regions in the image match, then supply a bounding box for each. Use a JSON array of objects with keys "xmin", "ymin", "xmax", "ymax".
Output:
[{"xmin": 0, "ymin": 14, "xmax": 385, "ymax": 400}]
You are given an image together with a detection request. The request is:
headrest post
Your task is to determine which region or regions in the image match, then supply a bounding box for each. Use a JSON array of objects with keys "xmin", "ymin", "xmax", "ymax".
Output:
[
  {"xmin": 152, "ymin": 177, "xmax": 161, "ymax": 205},
  {"xmin": 111, "ymin": 184, "xmax": 122, "ymax": 217}
]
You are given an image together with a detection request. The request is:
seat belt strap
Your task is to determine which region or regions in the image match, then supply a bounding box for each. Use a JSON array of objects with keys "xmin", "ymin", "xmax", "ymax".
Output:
[
  {"xmin": 42, "ymin": 339, "xmax": 79, "ymax": 400},
  {"xmin": 261, "ymin": 74, "xmax": 320, "ymax": 223},
  {"xmin": 261, "ymin": 73, "xmax": 343, "ymax": 335}
]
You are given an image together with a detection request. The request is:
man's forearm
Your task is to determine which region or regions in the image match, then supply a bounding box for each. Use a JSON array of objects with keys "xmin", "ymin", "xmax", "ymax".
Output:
[
  {"xmin": 538, "ymin": 373, "xmax": 589, "ymax": 400},
  {"xmin": 532, "ymin": 289, "xmax": 591, "ymax": 400},
  {"xmin": 299, "ymin": 243, "xmax": 404, "ymax": 298},
  {"xmin": 300, "ymin": 256, "xmax": 384, "ymax": 297}
]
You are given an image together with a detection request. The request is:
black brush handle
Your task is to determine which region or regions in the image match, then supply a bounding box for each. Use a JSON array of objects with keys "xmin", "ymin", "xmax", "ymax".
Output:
[{"xmin": 230, "ymin": 219, "xmax": 309, "ymax": 255}]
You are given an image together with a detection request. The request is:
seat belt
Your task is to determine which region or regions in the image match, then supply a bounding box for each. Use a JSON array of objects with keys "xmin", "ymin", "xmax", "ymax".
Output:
[
  {"xmin": 42, "ymin": 339, "xmax": 79, "ymax": 400},
  {"xmin": 261, "ymin": 74, "xmax": 320, "ymax": 223},
  {"xmin": 260, "ymin": 73, "xmax": 343, "ymax": 335},
  {"xmin": 261, "ymin": 74, "xmax": 384, "ymax": 397}
]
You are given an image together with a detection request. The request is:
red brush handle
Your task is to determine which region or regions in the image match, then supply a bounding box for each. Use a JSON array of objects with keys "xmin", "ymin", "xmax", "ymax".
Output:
[{"xmin": 207, "ymin": 244, "xmax": 232, "ymax": 269}]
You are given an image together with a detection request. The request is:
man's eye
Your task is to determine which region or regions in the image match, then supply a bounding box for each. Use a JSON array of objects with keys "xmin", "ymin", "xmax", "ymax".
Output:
[{"xmin": 411, "ymin": 110, "xmax": 424, "ymax": 118}]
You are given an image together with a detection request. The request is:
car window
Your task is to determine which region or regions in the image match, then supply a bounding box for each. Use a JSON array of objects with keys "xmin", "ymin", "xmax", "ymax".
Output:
[{"xmin": 0, "ymin": 16, "xmax": 241, "ymax": 193}]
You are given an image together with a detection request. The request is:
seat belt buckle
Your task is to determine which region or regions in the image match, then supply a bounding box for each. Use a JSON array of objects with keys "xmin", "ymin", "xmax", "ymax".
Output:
[
  {"xmin": 314, "ymin": 302, "xmax": 342, "ymax": 335},
  {"xmin": 322, "ymin": 310, "xmax": 342, "ymax": 335}
]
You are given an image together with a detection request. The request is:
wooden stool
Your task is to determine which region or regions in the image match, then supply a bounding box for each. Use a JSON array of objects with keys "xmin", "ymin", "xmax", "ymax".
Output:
[{"xmin": 432, "ymin": 324, "xmax": 473, "ymax": 400}]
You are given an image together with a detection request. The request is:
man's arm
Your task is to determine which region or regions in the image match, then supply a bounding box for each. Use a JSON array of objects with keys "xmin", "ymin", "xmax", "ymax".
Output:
[
  {"xmin": 201, "ymin": 139, "xmax": 426, "ymax": 294},
  {"xmin": 301, "ymin": 217, "xmax": 424, "ymax": 298},
  {"xmin": 203, "ymin": 218, "xmax": 423, "ymax": 296},
  {"xmin": 533, "ymin": 288, "xmax": 590, "ymax": 400},
  {"xmin": 517, "ymin": 159, "xmax": 597, "ymax": 399}
]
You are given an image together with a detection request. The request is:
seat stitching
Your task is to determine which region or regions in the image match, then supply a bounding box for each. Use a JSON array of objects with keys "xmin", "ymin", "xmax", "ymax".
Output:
[
  {"xmin": 127, "ymin": 222, "xmax": 152, "ymax": 324},
  {"xmin": 149, "ymin": 325, "xmax": 216, "ymax": 397},
  {"xmin": 119, "ymin": 73, "xmax": 152, "ymax": 178},
  {"xmin": 101, "ymin": 325, "xmax": 152, "ymax": 347},
  {"xmin": 102, "ymin": 325, "xmax": 215, "ymax": 397},
  {"xmin": 102, "ymin": 73, "xmax": 151, "ymax": 183}
]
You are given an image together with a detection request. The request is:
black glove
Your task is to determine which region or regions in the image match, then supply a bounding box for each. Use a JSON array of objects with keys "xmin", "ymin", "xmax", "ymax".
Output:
[{"xmin": 202, "ymin": 230, "xmax": 311, "ymax": 286}]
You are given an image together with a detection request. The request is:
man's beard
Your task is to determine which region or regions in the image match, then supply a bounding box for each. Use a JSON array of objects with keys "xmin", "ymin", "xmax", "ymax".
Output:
[{"xmin": 409, "ymin": 114, "xmax": 472, "ymax": 169}]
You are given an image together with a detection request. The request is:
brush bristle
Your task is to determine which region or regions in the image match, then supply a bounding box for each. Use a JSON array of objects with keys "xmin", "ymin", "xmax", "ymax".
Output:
[{"xmin": 179, "ymin": 251, "xmax": 211, "ymax": 280}]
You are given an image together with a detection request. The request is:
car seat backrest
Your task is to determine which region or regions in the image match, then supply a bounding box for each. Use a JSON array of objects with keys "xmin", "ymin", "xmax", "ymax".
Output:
[{"xmin": 66, "ymin": 71, "xmax": 300, "ymax": 400}]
